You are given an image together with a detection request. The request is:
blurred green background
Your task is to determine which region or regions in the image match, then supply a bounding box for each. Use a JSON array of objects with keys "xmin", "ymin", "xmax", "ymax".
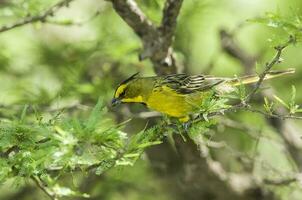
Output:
[{"xmin": 0, "ymin": 0, "xmax": 302, "ymax": 199}]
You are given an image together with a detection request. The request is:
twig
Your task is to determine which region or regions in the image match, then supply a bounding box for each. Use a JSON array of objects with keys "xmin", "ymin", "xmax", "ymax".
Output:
[
  {"xmin": 218, "ymin": 29, "xmax": 302, "ymax": 169},
  {"xmin": 192, "ymin": 99, "xmax": 302, "ymax": 126},
  {"xmin": 85, "ymin": 150, "xmax": 124, "ymax": 172},
  {"xmin": 0, "ymin": 0, "xmax": 75, "ymax": 33},
  {"xmin": 45, "ymin": 148, "xmax": 126, "ymax": 173},
  {"xmin": 246, "ymin": 107, "xmax": 302, "ymax": 120},
  {"xmin": 0, "ymin": 145, "xmax": 19, "ymax": 158},
  {"xmin": 136, "ymin": 111, "xmax": 161, "ymax": 119},
  {"xmin": 46, "ymin": 9, "xmax": 101, "ymax": 26},
  {"xmin": 31, "ymin": 176, "xmax": 57, "ymax": 200},
  {"xmin": 191, "ymin": 36, "xmax": 301, "ymax": 123},
  {"xmin": 263, "ymin": 177, "xmax": 297, "ymax": 186},
  {"xmin": 207, "ymin": 102, "xmax": 302, "ymax": 121},
  {"xmin": 245, "ymin": 36, "xmax": 295, "ymax": 102}
]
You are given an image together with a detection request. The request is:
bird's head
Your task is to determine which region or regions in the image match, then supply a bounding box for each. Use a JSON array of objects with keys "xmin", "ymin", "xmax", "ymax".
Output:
[{"xmin": 112, "ymin": 72, "xmax": 145, "ymax": 106}]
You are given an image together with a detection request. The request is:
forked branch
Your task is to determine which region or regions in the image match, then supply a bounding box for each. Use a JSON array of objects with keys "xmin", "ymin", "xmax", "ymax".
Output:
[
  {"xmin": 109, "ymin": 0, "xmax": 183, "ymax": 75},
  {"xmin": 0, "ymin": 0, "xmax": 75, "ymax": 33}
]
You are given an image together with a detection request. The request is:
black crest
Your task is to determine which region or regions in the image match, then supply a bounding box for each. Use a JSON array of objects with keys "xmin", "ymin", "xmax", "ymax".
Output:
[{"xmin": 119, "ymin": 72, "xmax": 140, "ymax": 85}]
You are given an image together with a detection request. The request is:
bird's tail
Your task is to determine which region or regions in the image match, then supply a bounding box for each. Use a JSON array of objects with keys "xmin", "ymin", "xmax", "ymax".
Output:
[{"xmin": 230, "ymin": 68, "xmax": 295, "ymax": 86}]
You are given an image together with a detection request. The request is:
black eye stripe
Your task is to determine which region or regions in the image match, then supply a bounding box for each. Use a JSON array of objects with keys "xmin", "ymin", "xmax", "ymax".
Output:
[{"xmin": 120, "ymin": 88, "xmax": 127, "ymax": 97}]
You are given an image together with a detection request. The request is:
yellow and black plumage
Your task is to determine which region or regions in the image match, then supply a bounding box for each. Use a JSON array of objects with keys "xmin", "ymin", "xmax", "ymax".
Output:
[{"xmin": 112, "ymin": 69, "xmax": 295, "ymax": 122}]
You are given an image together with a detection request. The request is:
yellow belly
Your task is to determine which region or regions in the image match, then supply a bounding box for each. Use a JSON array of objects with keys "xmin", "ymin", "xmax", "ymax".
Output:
[{"xmin": 146, "ymin": 86, "xmax": 202, "ymax": 122}]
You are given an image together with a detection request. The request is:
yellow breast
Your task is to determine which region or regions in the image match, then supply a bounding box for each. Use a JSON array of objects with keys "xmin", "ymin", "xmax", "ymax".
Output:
[{"xmin": 146, "ymin": 86, "xmax": 198, "ymax": 121}]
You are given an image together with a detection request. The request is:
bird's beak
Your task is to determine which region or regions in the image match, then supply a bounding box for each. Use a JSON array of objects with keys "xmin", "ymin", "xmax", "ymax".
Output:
[{"xmin": 111, "ymin": 98, "xmax": 121, "ymax": 107}]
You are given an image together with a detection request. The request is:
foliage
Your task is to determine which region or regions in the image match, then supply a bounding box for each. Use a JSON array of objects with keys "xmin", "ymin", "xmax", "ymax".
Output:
[
  {"xmin": 0, "ymin": 0, "xmax": 302, "ymax": 200},
  {"xmin": 250, "ymin": 11, "xmax": 302, "ymax": 43},
  {"xmin": 273, "ymin": 86, "xmax": 302, "ymax": 114},
  {"xmin": 0, "ymin": 98, "xmax": 161, "ymax": 198}
]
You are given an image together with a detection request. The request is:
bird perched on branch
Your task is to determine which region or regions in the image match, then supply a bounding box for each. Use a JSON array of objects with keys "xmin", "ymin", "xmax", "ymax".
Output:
[{"xmin": 112, "ymin": 69, "xmax": 295, "ymax": 123}]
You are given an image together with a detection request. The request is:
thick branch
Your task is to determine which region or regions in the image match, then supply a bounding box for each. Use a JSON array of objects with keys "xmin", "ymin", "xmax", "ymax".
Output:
[
  {"xmin": 110, "ymin": 0, "xmax": 156, "ymax": 38},
  {"xmin": 0, "ymin": 0, "xmax": 75, "ymax": 33},
  {"xmin": 219, "ymin": 29, "xmax": 255, "ymax": 74},
  {"xmin": 110, "ymin": 0, "xmax": 183, "ymax": 75},
  {"xmin": 150, "ymin": 0, "xmax": 184, "ymax": 74},
  {"xmin": 160, "ymin": 0, "xmax": 183, "ymax": 52}
]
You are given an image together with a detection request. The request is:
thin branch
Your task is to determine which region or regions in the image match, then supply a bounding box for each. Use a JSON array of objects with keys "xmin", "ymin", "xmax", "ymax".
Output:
[
  {"xmin": 85, "ymin": 150, "xmax": 125, "ymax": 172},
  {"xmin": 195, "ymin": 34, "xmax": 296, "ymax": 122},
  {"xmin": 246, "ymin": 107, "xmax": 302, "ymax": 120},
  {"xmin": 263, "ymin": 177, "xmax": 298, "ymax": 186},
  {"xmin": 46, "ymin": 9, "xmax": 101, "ymax": 26},
  {"xmin": 191, "ymin": 35, "xmax": 301, "ymax": 123},
  {"xmin": 136, "ymin": 111, "xmax": 161, "ymax": 119},
  {"xmin": 31, "ymin": 176, "xmax": 57, "ymax": 200},
  {"xmin": 0, "ymin": 0, "xmax": 75, "ymax": 33},
  {"xmin": 245, "ymin": 36, "xmax": 295, "ymax": 102},
  {"xmin": 193, "ymin": 101, "xmax": 302, "ymax": 126},
  {"xmin": 218, "ymin": 29, "xmax": 302, "ymax": 169},
  {"xmin": 0, "ymin": 145, "xmax": 19, "ymax": 158},
  {"xmin": 45, "ymin": 148, "xmax": 126, "ymax": 173},
  {"xmin": 207, "ymin": 103, "xmax": 302, "ymax": 121}
]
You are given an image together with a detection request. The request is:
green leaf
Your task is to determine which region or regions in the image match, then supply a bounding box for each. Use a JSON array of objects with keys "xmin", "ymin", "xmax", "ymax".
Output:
[
  {"xmin": 263, "ymin": 97, "xmax": 274, "ymax": 114},
  {"xmin": 52, "ymin": 184, "xmax": 90, "ymax": 198},
  {"xmin": 273, "ymin": 95, "xmax": 289, "ymax": 109},
  {"xmin": 95, "ymin": 159, "xmax": 116, "ymax": 175},
  {"xmin": 249, "ymin": 11, "xmax": 302, "ymax": 41},
  {"xmin": 235, "ymin": 76, "xmax": 246, "ymax": 101},
  {"xmin": 188, "ymin": 120, "xmax": 216, "ymax": 139},
  {"xmin": 123, "ymin": 153, "xmax": 140, "ymax": 158},
  {"xmin": 20, "ymin": 104, "xmax": 29, "ymax": 123},
  {"xmin": 85, "ymin": 97, "xmax": 105, "ymax": 131},
  {"xmin": 290, "ymin": 85, "xmax": 296, "ymax": 106},
  {"xmin": 137, "ymin": 141, "xmax": 162, "ymax": 149}
]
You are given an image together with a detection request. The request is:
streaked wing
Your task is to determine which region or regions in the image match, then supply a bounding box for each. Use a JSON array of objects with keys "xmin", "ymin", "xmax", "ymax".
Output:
[{"xmin": 160, "ymin": 74, "xmax": 225, "ymax": 94}]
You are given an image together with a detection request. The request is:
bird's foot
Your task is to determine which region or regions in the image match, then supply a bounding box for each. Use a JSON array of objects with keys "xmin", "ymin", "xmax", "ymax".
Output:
[{"xmin": 182, "ymin": 121, "xmax": 192, "ymax": 133}]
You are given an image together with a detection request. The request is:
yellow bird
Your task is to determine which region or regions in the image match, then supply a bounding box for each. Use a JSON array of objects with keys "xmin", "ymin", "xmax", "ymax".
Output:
[{"xmin": 112, "ymin": 69, "xmax": 295, "ymax": 122}]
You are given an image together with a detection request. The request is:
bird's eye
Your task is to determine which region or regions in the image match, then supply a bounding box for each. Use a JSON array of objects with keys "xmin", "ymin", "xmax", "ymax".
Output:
[{"xmin": 120, "ymin": 90, "xmax": 126, "ymax": 97}]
